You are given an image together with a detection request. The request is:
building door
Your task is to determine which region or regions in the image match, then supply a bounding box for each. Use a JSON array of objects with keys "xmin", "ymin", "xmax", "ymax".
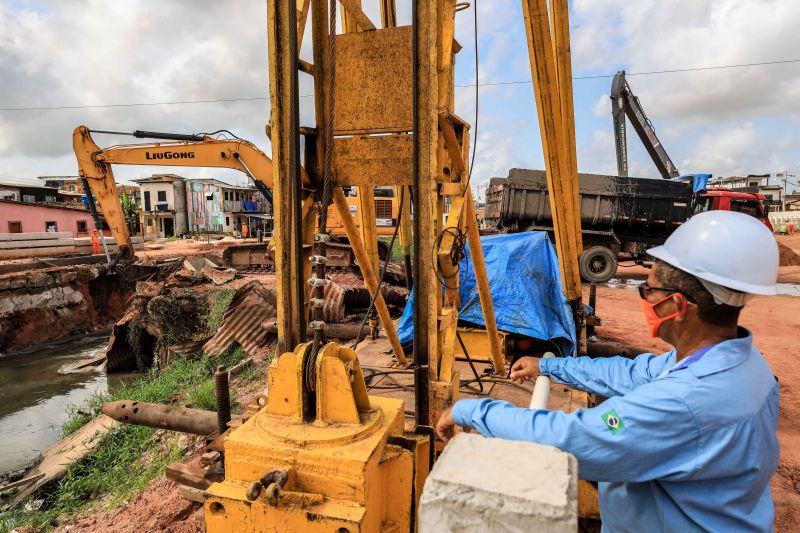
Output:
[{"xmin": 163, "ymin": 217, "xmax": 175, "ymax": 237}]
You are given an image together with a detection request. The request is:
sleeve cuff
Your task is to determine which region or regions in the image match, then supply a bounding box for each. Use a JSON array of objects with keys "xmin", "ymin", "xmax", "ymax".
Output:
[
  {"xmin": 451, "ymin": 398, "xmax": 484, "ymax": 427},
  {"xmin": 539, "ymin": 356, "xmax": 560, "ymax": 376}
]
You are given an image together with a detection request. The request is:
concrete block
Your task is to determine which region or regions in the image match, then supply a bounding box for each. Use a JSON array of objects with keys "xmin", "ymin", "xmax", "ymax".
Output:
[
  {"xmin": 419, "ymin": 433, "xmax": 577, "ymax": 533},
  {"xmin": 0, "ymin": 239, "xmax": 75, "ymax": 250},
  {"xmin": 0, "ymin": 232, "xmax": 73, "ymax": 242},
  {"xmin": 0, "ymin": 246, "xmax": 76, "ymax": 259}
]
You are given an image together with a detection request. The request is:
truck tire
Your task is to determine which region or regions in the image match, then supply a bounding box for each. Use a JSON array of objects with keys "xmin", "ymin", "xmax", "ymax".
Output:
[{"xmin": 579, "ymin": 246, "xmax": 617, "ymax": 283}]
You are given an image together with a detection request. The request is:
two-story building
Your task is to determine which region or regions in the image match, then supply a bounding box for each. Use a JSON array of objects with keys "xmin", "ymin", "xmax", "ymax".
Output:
[
  {"xmin": 709, "ymin": 174, "xmax": 783, "ymax": 208},
  {"xmin": 132, "ymin": 174, "xmax": 189, "ymax": 238},
  {"xmin": 185, "ymin": 179, "xmax": 271, "ymax": 235}
]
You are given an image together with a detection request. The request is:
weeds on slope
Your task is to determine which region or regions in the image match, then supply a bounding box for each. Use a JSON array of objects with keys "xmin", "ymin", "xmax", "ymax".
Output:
[{"xmin": 0, "ymin": 344, "xmax": 246, "ymax": 531}]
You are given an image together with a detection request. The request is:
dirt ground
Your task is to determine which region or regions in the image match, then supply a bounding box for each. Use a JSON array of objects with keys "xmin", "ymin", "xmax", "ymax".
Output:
[{"xmin": 50, "ymin": 236, "xmax": 800, "ymax": 531}]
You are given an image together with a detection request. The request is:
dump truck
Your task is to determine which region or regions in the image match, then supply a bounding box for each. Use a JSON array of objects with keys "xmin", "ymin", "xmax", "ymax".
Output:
[{"xmin": 485, "ymin": 168, "xmax": 772, "ymax": 283}]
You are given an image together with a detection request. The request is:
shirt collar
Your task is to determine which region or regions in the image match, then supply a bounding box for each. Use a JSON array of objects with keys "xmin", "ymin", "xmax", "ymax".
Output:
[{"xmin": 686, "ymin": 327, "xmax": 754, "ymax": 378}]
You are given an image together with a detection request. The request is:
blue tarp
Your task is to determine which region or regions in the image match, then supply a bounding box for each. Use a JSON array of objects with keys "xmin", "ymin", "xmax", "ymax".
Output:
[
  {"xmin": 396, "ymin": 232, "xmax": 576, "ymax": 356},
  {"xmin": 676, "ymin": 173, "xmax": 711, "ymax": 194}
]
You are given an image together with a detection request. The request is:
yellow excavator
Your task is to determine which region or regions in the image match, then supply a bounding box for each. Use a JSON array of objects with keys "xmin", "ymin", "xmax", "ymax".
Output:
[{"xmin": 72, "ymin": 125, "xmax": 404, "ymax": 268}]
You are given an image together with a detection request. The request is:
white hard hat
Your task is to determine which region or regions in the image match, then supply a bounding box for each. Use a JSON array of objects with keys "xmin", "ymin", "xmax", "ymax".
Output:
[{"xmin": 648, "ymin": 210, "xmax": 778, "ymax": 296}]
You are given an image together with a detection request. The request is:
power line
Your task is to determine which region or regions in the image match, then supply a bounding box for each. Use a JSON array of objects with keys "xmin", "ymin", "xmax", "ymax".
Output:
[
  {"xmin": 2, "ymin": 58, "xmax": 799, "ymax": 112},
  {"xmin": 460, "ymin": 58, "xmax": 800, "ymax": 86}
]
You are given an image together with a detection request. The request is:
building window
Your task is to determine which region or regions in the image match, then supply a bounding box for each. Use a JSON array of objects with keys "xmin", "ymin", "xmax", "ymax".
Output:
[
  {"xmin": 224, "ymin": 191, "xmax": 229, "ymax": 201},
  {"xmin": 144, "ymin": 190, "xmax": 151, "ymax": 211},
  {"xmin": 77, "ymin": 220, "xmax": 88, "ymax": 234},
  {"xmin": 157, "ymin": 190, "xmax": 167, "ymax": 202},
  {"xmin": 226, "ymin": 216, "xmax": 230, "ymax": 226},
  {"xmin": 45, "ymin": 221, "xmax": 58, "ymax": 232},
  {"xmin": 23, "ymin": 194, "xmax": 35, "ymax": 203},
  {"xmin": 8, "ymin": 221, "xmax": 22, "ymax": 233}
]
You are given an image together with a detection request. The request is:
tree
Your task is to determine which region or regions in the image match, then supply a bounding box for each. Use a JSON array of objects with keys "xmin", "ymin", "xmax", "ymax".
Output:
[{"xmin": 120, "ymin": 187, "xmax": 139, "ymax": 233}]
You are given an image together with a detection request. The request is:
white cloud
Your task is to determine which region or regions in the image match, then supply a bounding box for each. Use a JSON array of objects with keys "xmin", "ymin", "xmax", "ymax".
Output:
[{"xmin": 572, "ymin": 0, "xmax": 800, "ymax": 123}]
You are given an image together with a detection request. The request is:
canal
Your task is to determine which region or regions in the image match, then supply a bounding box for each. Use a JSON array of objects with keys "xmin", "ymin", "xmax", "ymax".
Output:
[{"xmin": 0, "ymin": 333, "xmax": 133, "ymax": 474}]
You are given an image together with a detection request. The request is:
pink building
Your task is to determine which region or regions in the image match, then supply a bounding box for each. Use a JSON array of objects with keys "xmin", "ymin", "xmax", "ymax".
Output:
[{"xmin": 0, "ymin": 200, "xmax": 108, "ymax": 237}]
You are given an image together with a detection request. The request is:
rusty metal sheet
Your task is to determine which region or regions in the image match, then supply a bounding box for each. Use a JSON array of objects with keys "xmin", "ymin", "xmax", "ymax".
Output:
[
  {"xmin": 333, "ymin": 26, "xmax": 412, "ymax": 134},
  {"xmin": 203, "ymin": 281, "xmax": 277, "ymax": 357},
  {"xmin": 322, "ymin": 279, "xmax": 346, "ymax": 323}
]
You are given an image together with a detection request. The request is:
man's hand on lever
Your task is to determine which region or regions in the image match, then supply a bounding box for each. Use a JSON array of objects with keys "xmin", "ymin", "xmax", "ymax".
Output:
[{"xmin": 509, "ymin": 356, "xmax": 540, "ymax": 385}]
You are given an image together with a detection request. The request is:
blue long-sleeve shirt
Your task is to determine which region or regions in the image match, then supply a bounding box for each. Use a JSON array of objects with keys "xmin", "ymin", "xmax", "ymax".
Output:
[{"xmin": 452, "ymin": 328, "xmax": 779, "ymax": 532}]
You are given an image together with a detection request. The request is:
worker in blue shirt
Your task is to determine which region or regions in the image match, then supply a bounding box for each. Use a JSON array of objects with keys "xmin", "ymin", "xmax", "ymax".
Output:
[{"xmin": 435, "ymin": 211, "xmax": 781, "ymax": 532}]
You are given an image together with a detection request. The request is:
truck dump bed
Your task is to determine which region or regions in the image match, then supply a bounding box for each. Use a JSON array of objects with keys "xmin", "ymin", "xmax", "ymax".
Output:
[{"xmin": 485, "ymin": 169, "xmax": 693, "ymax": 231}]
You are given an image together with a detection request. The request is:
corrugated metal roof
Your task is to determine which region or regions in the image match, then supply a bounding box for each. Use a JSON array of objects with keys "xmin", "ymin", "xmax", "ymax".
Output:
[{"xmin": 203, "ymin": 281, "xmax": 277, "ymax": 357}]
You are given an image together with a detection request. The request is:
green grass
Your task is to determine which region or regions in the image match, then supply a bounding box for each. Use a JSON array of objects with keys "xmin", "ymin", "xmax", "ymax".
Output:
[
  {"xmin": 206, "ymin": 288, "xmax": 236, "ymax": 335},
  {"xmin": 0, "ymin": 346, "xmax": 249, "ymax": 532},
  {"xmin": 380, "ymin": 236, "xmax": 412, "ymax": 262}
]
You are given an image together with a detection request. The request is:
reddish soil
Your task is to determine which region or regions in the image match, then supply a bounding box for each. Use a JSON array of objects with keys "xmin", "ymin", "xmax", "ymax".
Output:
[
  {"xmin": 779, "ymin": 243, "xmax": 800, "ymax": 267},
  {"xmin": 56, "ymin": 475, "xmax": 203, "ymax": 533},
  {"xmin": 49, "ymin": 235, "xmax": 800, "ymax": 531}
]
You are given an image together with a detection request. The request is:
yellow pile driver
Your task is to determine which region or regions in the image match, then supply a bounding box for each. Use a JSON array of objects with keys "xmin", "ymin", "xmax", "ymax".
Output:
[{"xmin": 91, "ymin": 0, "xmax": 586, "ymax": 530}]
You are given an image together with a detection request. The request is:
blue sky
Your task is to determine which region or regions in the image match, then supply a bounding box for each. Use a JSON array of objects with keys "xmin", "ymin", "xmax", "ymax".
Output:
[{"xmin": 1, "ymin": 0, "xmax": 798, "ymax": 195}]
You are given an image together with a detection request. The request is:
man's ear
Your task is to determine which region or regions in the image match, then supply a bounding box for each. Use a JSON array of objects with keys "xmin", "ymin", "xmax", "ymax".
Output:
[{"xmin": 672, "ymin": 294, "xmax": 689, "ymax": 321}]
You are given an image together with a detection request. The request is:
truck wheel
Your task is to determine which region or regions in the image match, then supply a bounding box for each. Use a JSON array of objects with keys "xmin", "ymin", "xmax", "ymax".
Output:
[{"xmin": 579, "ymin": 246, "xmax": 618, "ymax": 283}]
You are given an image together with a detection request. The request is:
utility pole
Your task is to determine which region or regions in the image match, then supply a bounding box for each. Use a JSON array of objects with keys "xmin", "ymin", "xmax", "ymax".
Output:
[{"xmin": 776, "ymin": 171, "xmax": 796, "ymax": 211}]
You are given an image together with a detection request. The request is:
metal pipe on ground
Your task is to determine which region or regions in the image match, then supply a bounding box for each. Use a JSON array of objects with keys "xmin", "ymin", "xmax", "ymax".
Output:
[
  {"xmin": 101, "ymin": 400, "xmax": 219, "ymax": 436},
  {"xmin": 263, "ymin": 320, "xmax": 367, "ymax": 342}
]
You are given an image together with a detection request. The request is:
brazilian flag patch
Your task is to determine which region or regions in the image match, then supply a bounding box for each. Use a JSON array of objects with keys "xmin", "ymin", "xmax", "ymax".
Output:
[{"xmin": 601, "ymin": 409, "xmax": 625, "ymax": 434}]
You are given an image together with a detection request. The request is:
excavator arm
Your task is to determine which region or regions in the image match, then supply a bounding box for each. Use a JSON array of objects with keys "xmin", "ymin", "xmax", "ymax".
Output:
[
  {"xmin": 610, "ymin": 70, "xmax": 679, "ymax": 179},
  {"xmin": 72, "ymin": 125, "xmax": 295, "ymax": 255}
]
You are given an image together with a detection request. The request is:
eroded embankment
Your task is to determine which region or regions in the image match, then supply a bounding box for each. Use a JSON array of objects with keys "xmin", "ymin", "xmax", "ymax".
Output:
[{"xmin": 0, "ymin": 264, "xmax": 133, "ymax": 354}]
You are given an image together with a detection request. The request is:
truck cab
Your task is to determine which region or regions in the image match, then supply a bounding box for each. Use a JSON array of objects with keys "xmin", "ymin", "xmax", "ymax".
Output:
[{"xmin": 694, "ymin": 188, "xmax": 773, "ymax": 231}]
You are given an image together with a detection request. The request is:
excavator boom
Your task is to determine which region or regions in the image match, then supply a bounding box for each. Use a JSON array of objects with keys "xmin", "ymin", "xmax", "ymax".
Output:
[
  {"xmin": 610, "ymin": 70, "xmax": 679, "ymax": 179},
  {"xmin": 72, "ymin": 126, "xmax": 290, "ymax": 256}
]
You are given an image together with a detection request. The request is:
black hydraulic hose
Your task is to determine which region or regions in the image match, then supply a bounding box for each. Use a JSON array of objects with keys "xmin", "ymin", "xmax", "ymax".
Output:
[{"xmin": 132, "ymin": 130, "xmax": 205, "ymax": 141}]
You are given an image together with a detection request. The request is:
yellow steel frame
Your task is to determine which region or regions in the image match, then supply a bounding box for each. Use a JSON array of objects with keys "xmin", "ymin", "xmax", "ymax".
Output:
[
  {"xmin": 206, "ymin": 0, "xmax": 586, "ymax": 529},
  {"xmin": 264, "ymin": 0, "xmax": 503, "ymax": 421}
]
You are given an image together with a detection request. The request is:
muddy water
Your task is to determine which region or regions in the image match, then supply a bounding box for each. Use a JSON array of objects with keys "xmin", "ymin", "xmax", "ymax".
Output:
[{"xmin": 0, "ymin": 333, "xmax": 132, "ymax": 474}]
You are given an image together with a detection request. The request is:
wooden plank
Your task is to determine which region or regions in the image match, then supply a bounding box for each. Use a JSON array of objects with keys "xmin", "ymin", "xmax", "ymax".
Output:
[
  {"xmin": 8, "ymin": 415, "xmax": 119, "ymax": 507},
  {"xmin": 333, "ymin": 26, "xmax": 413, "ymax": 134},
  {"xmin": 179, "ymin": 485, "xmax": 207, "ymax": 504},
  {"xmin": 165, "ymin": 463, "xmax": 212, "ymax": 490},
  {"xmin": 0, "ymin": 473, "xmax": 45, "ymax": 493}
]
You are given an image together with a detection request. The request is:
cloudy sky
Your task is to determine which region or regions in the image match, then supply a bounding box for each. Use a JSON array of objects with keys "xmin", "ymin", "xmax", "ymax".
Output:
[{"xmin": 1, "ymin": 0, "xmax": 799, "ymax": 196}]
